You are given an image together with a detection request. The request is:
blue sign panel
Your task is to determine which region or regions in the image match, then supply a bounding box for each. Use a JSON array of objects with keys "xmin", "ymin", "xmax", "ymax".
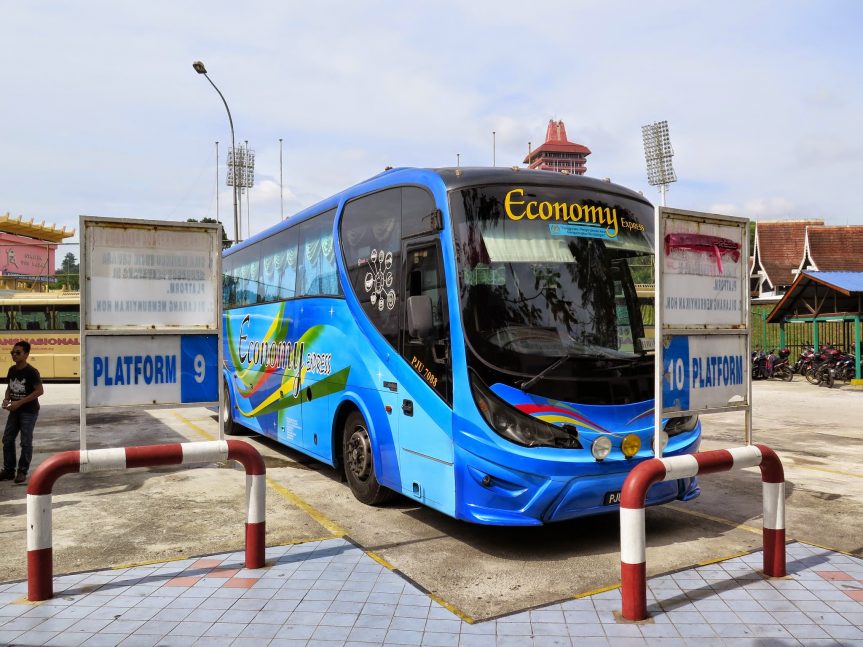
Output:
[
  {"xmin": 86, "ymin": 334, "xmax": 219, "ymax": 407},
  {"xmin": 662, "ymin": 334, "xmax": 748, "ymax": 413},
  {"xmin": 180, "ymin": 335, "xmax": 219, "ymax": 404},
  {"xmin": 662, "ymin": 335, "xmax": 691, "ymax": 411}
]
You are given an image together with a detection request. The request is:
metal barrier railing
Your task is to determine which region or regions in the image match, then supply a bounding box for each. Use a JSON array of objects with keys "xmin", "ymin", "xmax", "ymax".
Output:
[
  {"xmin": 26, "ymin": 440, "xmax": 266, "ymax": 601},
  {"xmin": 620, "ymin": 444, "xmax": 785, "ymax": 621}
]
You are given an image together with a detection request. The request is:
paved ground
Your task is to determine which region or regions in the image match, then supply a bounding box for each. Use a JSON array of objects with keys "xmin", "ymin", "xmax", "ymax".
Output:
[
  {"xmin": 1, "ymin": 378, "xmax": 862, "ymax": 644},
  {"xmin": 0, "ymin": 539, "xmax": 861, "ymax": 646}
]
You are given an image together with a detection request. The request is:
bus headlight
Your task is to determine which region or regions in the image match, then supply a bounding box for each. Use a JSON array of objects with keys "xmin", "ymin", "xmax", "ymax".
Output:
[
  {"xmin": 591, "ymin": 435, "xmax": 612, "ymax": 461},
  {"xmin": 621, "ymin": 434, "xmax": 641, "ymax": 459},
  {"xmin": 471, "ymin": 376, "xmax": 581, "ymax": 449}
]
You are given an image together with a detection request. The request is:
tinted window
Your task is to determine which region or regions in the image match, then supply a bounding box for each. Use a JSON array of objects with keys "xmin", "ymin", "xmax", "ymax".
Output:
[
  {"xmin": 297, "ymin": 209, "xmax": 340, "ymax": 297},
  {"xmin": 401, "ymin": 187, "xmax": 438, "ymax": 239},
  {"xmin": 55, "ymin": 306, "xmax": 80, "ymax": 330},
  {"xmin": 223, "ymin": 245, "xmax": 262, "ymax": 307},
  {"xmin": 259, "ymin": 227, "xmax": 299, "ymax": 301},
  {"xmin": 341, "ymin": 189, "xmax": 402, "ymax": 347}
]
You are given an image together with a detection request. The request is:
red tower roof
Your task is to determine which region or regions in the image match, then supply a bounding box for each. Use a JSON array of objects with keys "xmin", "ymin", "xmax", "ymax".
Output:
[{"xmin": 524, "ymin": 119, "xmax": 591, "ymax": 173}]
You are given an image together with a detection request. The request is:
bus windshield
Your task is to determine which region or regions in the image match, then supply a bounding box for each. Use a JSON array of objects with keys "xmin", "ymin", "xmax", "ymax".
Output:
[{"xmin": 452, "ymin": 184, "xmax": 655, "ymax": 403}]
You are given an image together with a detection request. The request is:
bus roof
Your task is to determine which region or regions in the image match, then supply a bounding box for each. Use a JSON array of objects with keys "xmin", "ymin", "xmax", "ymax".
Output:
[
  {"xmin": 226, "ymin": 167, "xmax": 652, "ymax": 256},
  {"xmin": 0, "ymin": 290, "xmax": 80, "ymax": 305}
]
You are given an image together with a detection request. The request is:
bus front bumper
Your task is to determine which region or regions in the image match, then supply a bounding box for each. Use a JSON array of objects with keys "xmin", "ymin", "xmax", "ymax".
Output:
[{"xmin": 454, "ymin": 446, "xmax": 700, "ymax": 526}]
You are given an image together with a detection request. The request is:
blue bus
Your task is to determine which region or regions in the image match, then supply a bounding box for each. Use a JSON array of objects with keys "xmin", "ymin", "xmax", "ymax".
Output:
[{"xmin": 221, "ymin": 168, "xmax": 701, "ymax": 525}]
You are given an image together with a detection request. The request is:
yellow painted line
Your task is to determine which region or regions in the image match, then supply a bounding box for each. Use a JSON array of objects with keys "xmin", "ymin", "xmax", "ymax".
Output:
[
  {"xmin": 265, "ymin": 478, "xmax": 347, "ymax": 538},
  {"xmin": 696, "ymin": 550, "xmax": 752, "ymax": 566},
  {"xmin": 365, "ymin": 550, "xmax": 396, "ymax": 570},
  {"xmin": 172, "ymin": 412, "xmax": 216, "ymax": 441},
  {"xmin": 365, "ymin": 549, "xmax": 476, "ymax": 623},
  {"xmin": 575, "ymin": 583, "xmax": 621, "ymax": 598},
  {"xmin": 797, "ymin": 539, "xmax": 859, "ymax": 558},
  {"xmin": 171, "ymin": 412, "xmax": 345, "ymax": 537},
  {"xmin": 667, "ymin": 504, "xmax": 764, "ymax": 536},
  {"xmin": 428, "ymin": 592, "xmax": 476, "ymax": 624},
  {"xmin": 786, "ymin": 461, "xmax": 862, "ymax": 479}
]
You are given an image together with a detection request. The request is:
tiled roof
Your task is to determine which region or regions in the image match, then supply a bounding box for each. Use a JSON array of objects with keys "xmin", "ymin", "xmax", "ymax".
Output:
[
  {"xmin": 754, "ymin": 219, "xmax": 824, "ymax": 289},
  {"xmin": 804, "ymin": 226, "xmax": 863, "ymax": 271}
]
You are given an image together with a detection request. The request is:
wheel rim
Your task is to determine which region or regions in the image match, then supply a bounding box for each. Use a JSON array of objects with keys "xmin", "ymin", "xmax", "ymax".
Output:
[{"xmin": 346, "ymin": 425, "xmax": 372, "ymax": 482}]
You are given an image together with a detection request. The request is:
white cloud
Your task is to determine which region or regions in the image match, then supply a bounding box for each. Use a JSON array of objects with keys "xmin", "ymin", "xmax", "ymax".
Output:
[{"xmin": 1, "ymin": 0, "xmax": 862, "ymax": 250}]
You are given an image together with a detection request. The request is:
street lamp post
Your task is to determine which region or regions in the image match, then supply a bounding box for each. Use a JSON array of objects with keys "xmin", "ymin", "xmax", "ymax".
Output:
[{"xmin": 193, "ymin": 60, "xmax": 240, "ymax": 244}]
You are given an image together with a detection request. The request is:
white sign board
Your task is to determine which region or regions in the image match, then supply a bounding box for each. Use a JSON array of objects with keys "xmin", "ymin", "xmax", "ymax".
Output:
[
  {"xmin": 653, "ymin": 208, "xmax": 751, "ymax": 444},
  {"xmin": 85, "ymin": 334, "xmax": 219, "ymax": 407},
  {"xmin": 661, "ymin": 213, "xmax": 747, "ymax": 328},
  {"xmin": 662, "ymin": 334, "xmax": 748, "ymax": 412},
  {"xmin": 83, "ymin": 221, "xmax": 220, "ymax": 329},
  {"xmin": 79, "ymin": 217, "xmax": 224, "ymax": 451}
]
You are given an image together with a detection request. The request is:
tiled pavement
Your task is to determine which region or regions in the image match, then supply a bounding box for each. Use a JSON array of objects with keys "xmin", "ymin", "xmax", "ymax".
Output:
[{"xmin": 0, "ymin": 539, "xmax": 861, "ymax": 646}]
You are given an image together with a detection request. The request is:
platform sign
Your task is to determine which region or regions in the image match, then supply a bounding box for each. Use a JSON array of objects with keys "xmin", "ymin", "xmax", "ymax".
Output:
[
  {"xmin": 654, "ymin": 208, "xmax": 751, "ymax": 453},
  {"xmin": 661, "ymin": 211, "xmax": 747, "ymax": 329},
  {"xmin": 85, "ymin": 335, "xmax": 218, "ymax": 407},
  {"xmin": 83, "ymin": 220, "xmax": 219, "ymax": 329},
  {"xmin": 662, "ymin": 334, "xmax": 748, "ymax": 412},
  {"xmin": 79, "ymin": 217, "xmax": 224, "ymax": 451}
]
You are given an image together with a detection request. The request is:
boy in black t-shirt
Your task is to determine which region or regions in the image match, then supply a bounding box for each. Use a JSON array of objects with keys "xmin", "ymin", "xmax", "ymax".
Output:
[{"xmin": 1, "ymin": 341, "xmax": 44, "ymax": 484}]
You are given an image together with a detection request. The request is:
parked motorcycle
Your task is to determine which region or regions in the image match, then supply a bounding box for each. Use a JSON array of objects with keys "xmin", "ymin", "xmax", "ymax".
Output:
[{"xmin": 752, "ymin": 349, "xmax": 793, "ymax": 381}]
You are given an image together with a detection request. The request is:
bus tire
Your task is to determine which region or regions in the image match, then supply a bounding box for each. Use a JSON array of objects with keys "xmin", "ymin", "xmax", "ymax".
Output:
[
  {"xmin": 343, "ymin": 411, "xmax": 393, "ymax": 505},
  {"xmin": 222, "ymin": 379, "xmax": 240, "ymax": 436}
]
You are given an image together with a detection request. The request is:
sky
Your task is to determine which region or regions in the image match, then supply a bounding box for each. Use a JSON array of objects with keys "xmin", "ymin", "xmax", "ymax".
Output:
[{"xmin": 2, "ymin": 1, "xmax": 862, "ymax": 264}]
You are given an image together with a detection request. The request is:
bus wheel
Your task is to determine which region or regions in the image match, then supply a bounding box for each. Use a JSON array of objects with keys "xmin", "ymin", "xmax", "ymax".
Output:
[
  {"xmin": 222, "ymin": 380, "xmax": 239, "ymax": 436},
  {"xmin": 343, "ymin": 411, "xmax": 393, "ymax": 505}
]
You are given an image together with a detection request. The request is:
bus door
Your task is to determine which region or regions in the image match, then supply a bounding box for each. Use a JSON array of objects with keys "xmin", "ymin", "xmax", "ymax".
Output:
[{"xmin": 397, "ymin": 240, "xmax": 455, "ymax": 513}]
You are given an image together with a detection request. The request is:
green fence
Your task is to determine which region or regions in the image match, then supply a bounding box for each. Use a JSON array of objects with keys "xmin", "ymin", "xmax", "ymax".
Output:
[{"xmin": 751, "ymin": 304, "xmax": 858, "ymax": 355}]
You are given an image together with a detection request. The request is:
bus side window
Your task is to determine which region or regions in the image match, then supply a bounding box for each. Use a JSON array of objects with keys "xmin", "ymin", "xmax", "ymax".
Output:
[
  {"xmin": 340, "ymin": 189, "xmax": 402, "ymax": 349},
  {"xmin": 57, "ymin": 305, "xmax": 79, "ymax": 331},
  {"xmin": 19, "ymin": 306, "xmax": 49, "ymax": 331},
  {"xmin": 298, "ymin": 209, "xmax": 339, "ymax": 297}
]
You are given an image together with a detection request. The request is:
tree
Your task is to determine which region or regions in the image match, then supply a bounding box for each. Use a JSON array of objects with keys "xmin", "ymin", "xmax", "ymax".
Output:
[
  {"xmin": 186, "ymin": 218, "xmax": 231, "ymax": 249},
  {"xmin": 56, "ymin": 252, "xmax": 79, "ymax": 290}
]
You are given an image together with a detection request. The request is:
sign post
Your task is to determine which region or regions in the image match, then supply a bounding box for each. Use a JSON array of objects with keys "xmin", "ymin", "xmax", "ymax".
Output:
[
  {"xmin": 654, "ymin": 208, "xmax": 751, "ymax": 456},
  {"xmin": 79, "ymin": 217, "xmax": 223, "ymax": 451}
]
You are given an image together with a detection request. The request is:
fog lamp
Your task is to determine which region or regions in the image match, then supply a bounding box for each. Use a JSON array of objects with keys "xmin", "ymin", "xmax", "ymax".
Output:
[
  {"xmin": 592, "ymin": 435, "xmax": 612, "ymax": 461},
  {"xmin": 622, "ymin": 434, "xmax": 641, "ymax": 459}
]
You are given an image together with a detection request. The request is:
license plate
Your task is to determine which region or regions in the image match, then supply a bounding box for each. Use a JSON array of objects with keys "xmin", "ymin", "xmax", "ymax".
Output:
[{"xmin": 604, "ymin": 491, "xmax": 621, "ymax": 505}]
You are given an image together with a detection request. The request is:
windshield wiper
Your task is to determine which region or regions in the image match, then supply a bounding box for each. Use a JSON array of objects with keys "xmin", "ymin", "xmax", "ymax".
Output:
[
  {"xmin": 519, "ymin": 354, "xmax": 573, "ymax": 392},
  {"xmin": 519, "ymin": 352, "xmax": 646, "ymax": 391}
]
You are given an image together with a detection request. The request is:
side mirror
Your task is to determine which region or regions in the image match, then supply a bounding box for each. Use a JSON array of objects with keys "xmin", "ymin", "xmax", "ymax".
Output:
[{"xmin": 406, "ymin": 295, "xmax": 433, "ymax": 339}]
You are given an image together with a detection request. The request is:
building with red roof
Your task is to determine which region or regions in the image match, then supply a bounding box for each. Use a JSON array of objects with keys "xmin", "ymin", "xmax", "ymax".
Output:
[
  {"xmin": 750, "ymin": 219, "xmax": 823, "ymax": 297},
  {"xmin": 523, "ymin": 120, "xmax": 591, "ymax": 175},
  {"xmin": 798, "ymin": 225, "xmax": 863, "ymax": 274}
]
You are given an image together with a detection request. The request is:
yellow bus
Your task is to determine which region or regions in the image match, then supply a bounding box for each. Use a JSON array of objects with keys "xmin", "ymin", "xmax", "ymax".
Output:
[{"xmin": 0, "ymin": 291, "xmax": 80, "ymax": 379}]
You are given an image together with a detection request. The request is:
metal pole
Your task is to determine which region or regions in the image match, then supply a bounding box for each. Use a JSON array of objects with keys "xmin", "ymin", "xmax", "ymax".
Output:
[
  {"xmin": 245, "ymin": 140, "xmax": 250, "ymax": 237},
  {"xmin": 493, "ymin": 131, "xmax": 496, "ymax": 167},
  {"xmin": 653, "ymin": 204, "xmax": 664, "ymax": 457},
  {"xmin": 197, "ymin": 69, "xmax": 240, "ymax": 244},
  {"xmin": 215, "ymin": 141, "xmax": 220, "ymax": 224},
  {"xmin": 279, "ymin": 138, "xmax": 284, "ymax": 220}
]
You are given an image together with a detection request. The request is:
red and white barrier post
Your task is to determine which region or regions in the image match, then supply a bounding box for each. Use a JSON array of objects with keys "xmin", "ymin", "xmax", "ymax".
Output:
[
  {"xmin": 620, "ymin": 444, "xmax": 785, "ymax": 621},
  {"xmin": 27, "ymin": 440, "xmax": 266, "ymax": 602}
]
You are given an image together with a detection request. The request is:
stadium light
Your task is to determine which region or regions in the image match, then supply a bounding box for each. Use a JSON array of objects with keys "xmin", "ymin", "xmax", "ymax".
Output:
[{"xmin": 641, "ymin": 120, "xmax": 677, "ymax": 206}]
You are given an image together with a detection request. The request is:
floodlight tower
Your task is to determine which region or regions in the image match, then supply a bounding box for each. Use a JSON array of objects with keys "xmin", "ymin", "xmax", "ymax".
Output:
[
  {"xmin": 641, "ymin": 120, "xmax": 677, "ymax": 206},
  {"xmin": 227, "ymin": 142, "xmax": 255, "ymax": 236}
]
